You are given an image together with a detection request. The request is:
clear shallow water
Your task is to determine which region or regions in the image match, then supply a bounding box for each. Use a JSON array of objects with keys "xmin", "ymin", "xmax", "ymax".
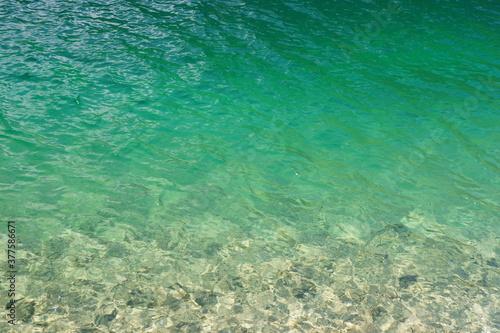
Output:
[{"xmin": 1, "ymin": 0, "xmax": 499, "ymax": 331}]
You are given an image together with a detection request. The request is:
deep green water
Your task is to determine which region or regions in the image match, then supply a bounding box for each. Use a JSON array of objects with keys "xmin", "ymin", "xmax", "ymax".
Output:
[{"xmin": 1, "ymin": 0, "xmax": 499, "ymax": 331}]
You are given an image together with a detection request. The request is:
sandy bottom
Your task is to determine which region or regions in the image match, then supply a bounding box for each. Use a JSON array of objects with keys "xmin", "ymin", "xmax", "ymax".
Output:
[{"xmin": 1, "ymin": 211, "xmax": 499, "ymax": 332}]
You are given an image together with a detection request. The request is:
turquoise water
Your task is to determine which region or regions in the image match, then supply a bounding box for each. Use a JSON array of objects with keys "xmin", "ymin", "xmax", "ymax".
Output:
[{"xmin": 1, "ymin": 0, "xmax": 499, "ymax": 331}]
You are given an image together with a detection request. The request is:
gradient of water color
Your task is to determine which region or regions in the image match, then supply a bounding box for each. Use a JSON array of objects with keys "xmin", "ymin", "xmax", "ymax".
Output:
[{"xmin": 0, "ymin": 0, "xmax": 499, "ymax": 331}]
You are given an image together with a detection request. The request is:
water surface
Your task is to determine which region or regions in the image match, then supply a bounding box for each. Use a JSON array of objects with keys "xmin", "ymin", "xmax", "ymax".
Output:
[{"xmin": 1, "ymin": 0, "xmax": 499, "ymax": 331}]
